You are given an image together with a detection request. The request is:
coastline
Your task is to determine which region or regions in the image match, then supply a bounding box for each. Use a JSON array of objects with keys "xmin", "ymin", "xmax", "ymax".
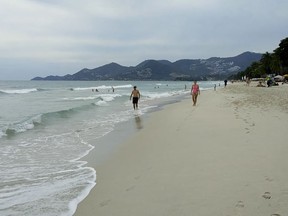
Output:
[{"xmin": 74, "ymin": 82, "xmax": 288, "ymax": 216}]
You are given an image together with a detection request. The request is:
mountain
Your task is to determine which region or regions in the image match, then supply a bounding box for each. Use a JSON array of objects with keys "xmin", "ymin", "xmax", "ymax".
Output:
[{"xmin": 32, "ymin": 52, "xmax": 262, "ymax": 81}]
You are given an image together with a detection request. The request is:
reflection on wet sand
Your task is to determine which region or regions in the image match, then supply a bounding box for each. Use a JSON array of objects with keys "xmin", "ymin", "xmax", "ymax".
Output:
[{"xmin": 134, "ymin": 115, "xmax": 143, "ymax": 130}]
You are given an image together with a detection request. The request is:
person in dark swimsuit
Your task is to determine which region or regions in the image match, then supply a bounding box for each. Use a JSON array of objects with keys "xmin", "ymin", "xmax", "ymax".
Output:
[{"xmin": 130, "ymin": 86, "xmax": 140, "ymax": 110}]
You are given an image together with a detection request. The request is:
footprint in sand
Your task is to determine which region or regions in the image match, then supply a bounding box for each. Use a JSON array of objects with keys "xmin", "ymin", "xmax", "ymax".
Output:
[
  {"xmin": 134, "ymin": 175, "xmax": 141, "ymax": 180},
  {"xmin": 99, "ymin": 199, "xmax": 111, "ymax": 207},
  {"xmin": 235, "ymin": 200, "xmax": 244, "ymax": 208},
  {"xmin": 265, "ymin": 177, "xmax": 273, "ymax": 182},
  {"xmin": 271, "ymin": 214, "xmax": 281, "ymax": 216},
  {"xmin": 233, "ymin": 200, "xmax": 245, "ymax": 216},
  {"xmin": 126, "ymin": 185, "xmax": 135, "ymax": 192},
  {"xmin": 262, "ymin": 192, "xmax": 272, "ymax": 199}
]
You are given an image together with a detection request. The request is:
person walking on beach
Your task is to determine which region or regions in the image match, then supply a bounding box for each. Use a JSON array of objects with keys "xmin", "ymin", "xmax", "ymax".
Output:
[
  {"xmin": 191, "ymin": 81, "xmax": 200, "ymax": 106},
  {"xmin": 130, "ymin": 86, "xmax": 140, "ymax": 110}
]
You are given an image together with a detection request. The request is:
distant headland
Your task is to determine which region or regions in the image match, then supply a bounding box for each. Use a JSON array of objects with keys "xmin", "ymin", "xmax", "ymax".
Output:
[{"xmin": 32, "ymin": 51, "xmax": 262, "ymax": 81}]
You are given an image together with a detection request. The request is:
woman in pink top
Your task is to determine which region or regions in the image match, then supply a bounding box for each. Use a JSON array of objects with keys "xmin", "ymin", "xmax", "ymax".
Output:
[{"xmin": 191, "ymin": 81, "xmax": 200, "ymax": 106}]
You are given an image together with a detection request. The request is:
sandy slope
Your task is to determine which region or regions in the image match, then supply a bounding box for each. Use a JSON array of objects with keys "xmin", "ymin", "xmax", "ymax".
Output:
[{"xmin": 75, "ymin": 82, "xmax": 288, "ymax": 216}]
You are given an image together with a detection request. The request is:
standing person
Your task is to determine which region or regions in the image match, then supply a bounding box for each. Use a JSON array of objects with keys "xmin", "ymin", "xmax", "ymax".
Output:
[
  {"xmin": 191, "ymin": 81, "xmax": 200, "ymax": 106},
  {"xmin": 130, "ymin": 86, "xmax": 140, "ymax": 110},
  {"xmin": 224, "ymin": 80, "xmax": 228, "ymax": 87}
]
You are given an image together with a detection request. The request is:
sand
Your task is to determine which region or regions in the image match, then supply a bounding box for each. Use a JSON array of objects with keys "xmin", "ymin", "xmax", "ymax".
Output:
[{"xmin": 74, "ymin": 82, "xmax": 288, "ymax": 216}]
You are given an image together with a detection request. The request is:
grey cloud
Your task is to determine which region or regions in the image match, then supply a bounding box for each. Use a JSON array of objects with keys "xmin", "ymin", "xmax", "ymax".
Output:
[{"xmin": 0, "ymin": 0, "xmax": 287, "ymax": 80}]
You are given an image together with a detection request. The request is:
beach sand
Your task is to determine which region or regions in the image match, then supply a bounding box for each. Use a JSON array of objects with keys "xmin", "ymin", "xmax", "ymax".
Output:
[{"xmin": 74, "ymin": 82, "xmax": 288, "ymax": 216}]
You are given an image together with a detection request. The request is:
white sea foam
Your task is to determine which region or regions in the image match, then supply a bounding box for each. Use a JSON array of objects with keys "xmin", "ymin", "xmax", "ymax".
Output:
[
  {"xmin": 99, "ymin": 93, "xmax": 121, "ymax": 102},
  {"xmin": 5, "ymin": 115, "xmax": 42, "ymax": 135},
  {"xmin": 63, "ymin": 96, "xmax": 98, "ymax": 101},
  {"xmin": 95, "ymin": 100, "xmax": 108, "ymax": 106},
  {"xmin": 143, "ymin": 90, "xmax": 185, "ymax": 99},
  {"xmin": 0, "ymin": 88, "xmax": 38, "ymax": 94},
  {"xmin": 65, "ymin": 169, "xmax": 96, "ymax": 216},
  {"xmin": 113, "ymin": 84, "xmax": 133, "ymax": 89},
  {"xmin": 0, "ymin": 129, "xmax": 6, "ymax": 138},
  {"xmin": 73, "ymin": 84, "xmax": 133, "ymax": 91},
  {"xmin": 0, "ymin": 130, "xmax": 96, "ymax": 216}
]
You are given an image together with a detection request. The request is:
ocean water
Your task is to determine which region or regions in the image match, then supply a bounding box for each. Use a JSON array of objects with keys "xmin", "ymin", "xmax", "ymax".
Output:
[{"xmin": 0, "ymin": 80, "xmax": 220, "ymax": 216}]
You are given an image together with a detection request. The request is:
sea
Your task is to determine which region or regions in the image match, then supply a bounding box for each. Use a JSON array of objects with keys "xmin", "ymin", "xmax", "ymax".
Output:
[{"xmin": 0, "ymin": 80, "xmax": 220, "ymax": 216}]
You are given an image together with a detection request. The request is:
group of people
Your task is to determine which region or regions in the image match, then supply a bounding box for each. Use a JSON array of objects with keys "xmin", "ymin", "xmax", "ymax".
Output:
[
  {"xmin": 129, "ymin": 81, "xmax": 201, "ymax": 110},
  {"xmin": 92, "ymin": 87, "xmax": 115, "ymax": 93}
]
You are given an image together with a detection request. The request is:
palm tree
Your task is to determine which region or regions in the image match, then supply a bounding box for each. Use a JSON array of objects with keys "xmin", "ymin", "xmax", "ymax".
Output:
[
  {"xmin": 274, "ymin": 37, "xmax": 288, "ymax": 74},
  {"xmin": 260, "ymin": 52, "xmax": 272, "ymax": 74},
  {"xmin": 270, "ymin": 54, "xmax": 281, "ymax": 74}
]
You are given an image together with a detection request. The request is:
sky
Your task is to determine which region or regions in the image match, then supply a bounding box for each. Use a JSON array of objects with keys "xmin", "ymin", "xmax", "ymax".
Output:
[{"xmin": 0, "ymin": 0, "xmax": 287, "ymax": 80}]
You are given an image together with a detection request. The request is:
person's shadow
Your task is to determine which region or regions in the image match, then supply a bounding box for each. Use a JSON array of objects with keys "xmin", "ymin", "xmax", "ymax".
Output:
[{"xmin": 134, "ymin": 115, "xmax": 143, "ymax": 130}]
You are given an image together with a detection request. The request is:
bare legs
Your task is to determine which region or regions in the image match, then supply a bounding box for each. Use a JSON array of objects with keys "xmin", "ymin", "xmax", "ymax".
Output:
[
  {"xmin": 133, "ymin": 102, "xmax": 138, "ymax": 110},
  {"xmin": 192, "ymin": 93, "xmax": 198, "ymax": 106}
]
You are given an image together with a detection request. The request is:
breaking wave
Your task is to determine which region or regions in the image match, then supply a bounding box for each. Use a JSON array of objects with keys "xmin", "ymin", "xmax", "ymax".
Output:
[
  {"xmin": 0, "ymin": 88, "xmax": 39, "ymax": 94},
  {"xmin": 2, "ymin": 115, "xmax": 42, "ymax": 137},
  {"xmin": 0, "ymin": 103, "xmax": 99, "ymax": 138},
  {"xmin": 62, "ymin": 94, "xmax": 122, "ymax": 102},
  {"xmin": 0, "ymin": 93, "xmax": 125, "ymax": 139},
  {"xmin": 71, "ymin": 84, "xmax": 133, "ymax": 91}
]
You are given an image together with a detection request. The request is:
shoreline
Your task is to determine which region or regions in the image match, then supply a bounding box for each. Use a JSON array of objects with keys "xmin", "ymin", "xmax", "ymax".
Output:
[
  {"xmin": 74, "ymin": 82, "xmax": 288, "ymax": 216},
  {"xmin": 76, "ymin": 92, "xmax": 191, "ymax": 166}
]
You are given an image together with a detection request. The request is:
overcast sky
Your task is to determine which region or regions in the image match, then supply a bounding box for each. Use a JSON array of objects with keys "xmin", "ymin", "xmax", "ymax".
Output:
[{"xmin": 0, "ymin": 0, "xmax": 287, "ymax": 80}]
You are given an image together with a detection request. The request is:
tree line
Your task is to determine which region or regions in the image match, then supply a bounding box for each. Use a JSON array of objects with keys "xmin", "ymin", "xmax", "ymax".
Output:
[{"xmin": 231, "ymin": 37, "xmax": 288, "ymax": 79}]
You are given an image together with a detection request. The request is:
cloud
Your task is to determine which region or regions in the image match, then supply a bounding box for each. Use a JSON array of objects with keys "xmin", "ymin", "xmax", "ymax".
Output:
[{"xmin": 0, "ymin": 0, "xmax": 288, "ymax": 79}]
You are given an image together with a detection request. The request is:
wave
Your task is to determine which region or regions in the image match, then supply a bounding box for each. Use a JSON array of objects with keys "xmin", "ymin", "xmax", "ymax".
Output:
[
  {"xmin": 143, "ymin": 90, "xmax": 186, "ymax": 99},
  {"xmin": 0, "ymin": 103, "xmax": 101, "ymax": 138},
  {"xmin": 63, "ymin": 96, "xmax": 99, "ymax": 101},
  {"xmin": 36, "ymin": 88, "xmax": 48, "ymax": 92},
  {"xmin": 0, "ymin": 92, "xmax": 125, "ymax": 138},
  {"xmin": 63, "ymin": 93, "xmax": 122, "ymax": 102},
  {"xmin": 72, "ymin": 84, "xmax": 133, "ymax": 91},
  {"xmin": 99, "ymin": 94, "xmax": 121, "ymax": 102},
  {"xmin": 93, "ymin": 94, "xmax": 122, "ymax": 106},
  {"xmin": 0, "ymin": 88, "xmax": 39, "ymax": 94},
  {"xmin": 94, "ymin": 100, "xmax": 108, "ymax": 106},
  {"xmin": 112, "ymin": 84, "xmax": 133, "ymax": 89},
  {"xmin": 0, "ymin": 130, "xmax": 6, "ymax": 138},
  {"xmin": 1, "ymin": 115, "xmax": 42, "ymax": 138}
]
